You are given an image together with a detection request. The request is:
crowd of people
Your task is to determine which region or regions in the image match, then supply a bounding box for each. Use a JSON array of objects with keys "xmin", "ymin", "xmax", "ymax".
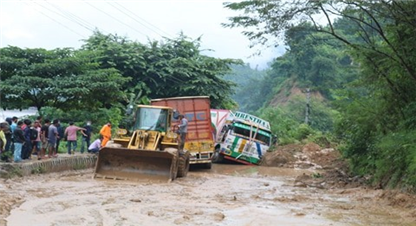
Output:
[
  {"xmin": 0, "ymin": 116, "xmax": 108, "ymax": 163},
  {"xmin": 0, "ymin": 113, "xmax": 192, "ymax": 163}
]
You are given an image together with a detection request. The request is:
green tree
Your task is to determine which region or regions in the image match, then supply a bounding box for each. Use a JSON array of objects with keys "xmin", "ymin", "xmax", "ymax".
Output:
[
  {"xmin": 81, "ymin": 31, "xmax": 149, "ymax": 101},
  {"xmin": 0, "ymin": 46, "xmax": 128, "ymax": 111},
  {"xmin": 81, "ymin": 31, "xmax": 242, "ymax": 108}
]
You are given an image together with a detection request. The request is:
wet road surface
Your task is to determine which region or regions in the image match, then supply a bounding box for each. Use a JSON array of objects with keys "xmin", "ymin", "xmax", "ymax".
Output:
[{"xmin": 1, "ymin": 164, "xmax": 414, "ymax": 226}]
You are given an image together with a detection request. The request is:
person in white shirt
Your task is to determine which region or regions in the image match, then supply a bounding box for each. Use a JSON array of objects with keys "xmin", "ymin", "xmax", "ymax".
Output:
[{"xmin": 88, "ymin": 136, "xmax": 103, "ymax": 153}]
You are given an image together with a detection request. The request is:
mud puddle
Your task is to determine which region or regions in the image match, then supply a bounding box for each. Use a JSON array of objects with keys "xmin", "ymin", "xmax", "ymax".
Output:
[{"xmin": 1, "ymin": 164, "xmax": 415, "ymax": 226}]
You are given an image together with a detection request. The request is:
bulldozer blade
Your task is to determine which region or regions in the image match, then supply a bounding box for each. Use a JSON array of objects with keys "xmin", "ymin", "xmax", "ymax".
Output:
[{"xmin": 93, "ymin": 147, "xmax": 178, "ymax": 182}]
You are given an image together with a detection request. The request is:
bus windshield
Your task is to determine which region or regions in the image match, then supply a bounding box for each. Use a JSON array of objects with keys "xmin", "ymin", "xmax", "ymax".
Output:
[{"xmin": 231, "ymin": 122, "xmax": 271, "ymax": 145}]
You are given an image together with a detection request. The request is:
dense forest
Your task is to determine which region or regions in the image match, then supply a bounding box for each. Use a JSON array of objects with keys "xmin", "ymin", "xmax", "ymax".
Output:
[{"xmin": 1, "ymin": 0, "xmax": 416, "ymax": 191}]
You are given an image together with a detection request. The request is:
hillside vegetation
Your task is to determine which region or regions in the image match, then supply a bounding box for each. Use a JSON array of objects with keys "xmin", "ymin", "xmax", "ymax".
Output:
[{"xmin": 225, "ymin": 1, "xmax": 416, "ymax": 191}]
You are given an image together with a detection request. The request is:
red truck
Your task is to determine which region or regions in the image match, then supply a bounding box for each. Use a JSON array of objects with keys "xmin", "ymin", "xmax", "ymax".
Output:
[{"xmin": 150, "ymin": 96, "xmax": 214, "ymax": 168}]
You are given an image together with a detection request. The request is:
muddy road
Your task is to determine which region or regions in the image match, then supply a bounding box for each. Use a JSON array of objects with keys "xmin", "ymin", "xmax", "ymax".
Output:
[{"xmin": 1, "ymin": 163, "xmax": 415, "ymax": 226}]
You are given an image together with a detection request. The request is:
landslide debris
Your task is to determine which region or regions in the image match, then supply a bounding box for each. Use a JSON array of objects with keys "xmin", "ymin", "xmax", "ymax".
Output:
[
  {"xmin": 261, "ymin": 143, "xmax": 367, "ymax": 189},
  {"xmin": 261, "ymin": 143, "xmax": 416, "ymax": 216}
]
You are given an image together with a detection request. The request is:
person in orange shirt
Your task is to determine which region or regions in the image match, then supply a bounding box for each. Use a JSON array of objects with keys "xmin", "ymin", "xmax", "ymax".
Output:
[{"xmin": 100, "ymin": 122, "xmax": 112, "ymax": 147}]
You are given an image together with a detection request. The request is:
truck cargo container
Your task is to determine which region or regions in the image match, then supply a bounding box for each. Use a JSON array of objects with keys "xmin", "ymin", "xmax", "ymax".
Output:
[{"xmin": 151, "ymin": 96, "xmax": 214, "ymax": 168}]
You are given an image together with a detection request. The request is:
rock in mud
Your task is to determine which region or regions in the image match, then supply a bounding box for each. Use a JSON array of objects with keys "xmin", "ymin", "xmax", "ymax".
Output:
[
  {"xmin": 294, "ymin": 182, "xmax": 307, "ymax": 188},
  {"xmin": 213, "ymin": 212, "xmax": 225, "ymax": 221}
]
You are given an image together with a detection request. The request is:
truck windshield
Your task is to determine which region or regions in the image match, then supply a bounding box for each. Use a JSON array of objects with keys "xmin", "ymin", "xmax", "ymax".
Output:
[
  {"xmin": 134, "ymin": 108, "xmax": 168, "ymax": 132},
  {"xmin": 232, "ymin": 123, "xmax": 271, "ymax": 145}
]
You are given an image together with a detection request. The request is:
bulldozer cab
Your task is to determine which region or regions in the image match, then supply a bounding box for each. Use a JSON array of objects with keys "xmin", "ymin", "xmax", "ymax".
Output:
[
  {"xmin": 134, "ymin": 106, "xmax": 168, "ymax": 132},
  {"xmin": 111, "ymin": 105, "xmax": 178, "ymax": 148},
  {"xmin": 127, "ymin": 106, "xmax": 178, "ymax": 150},
  {"xmin": 94, "ymin": 105, "xmax": 190, "ymax": 182}
]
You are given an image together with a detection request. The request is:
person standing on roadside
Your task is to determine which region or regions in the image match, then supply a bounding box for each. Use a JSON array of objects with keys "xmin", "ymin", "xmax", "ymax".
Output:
[
  {"xmin": 4, "ymin": 118, "xmax": 12, "ymax": 153},
  {"xmin": 80, "ymin": 120, "xmax": 92, "ymax": 154},
  {"xmin": 6, "ymin": 117, "xmax": 18, "ymax": 154},
  {"xmin": 36, "ymin": 116, "xmax": 43, "ymax": 124},
  {"xmin": 100, "ymin": 122, "xmax": 112, "ymax": 147},
  {"xmin": 0, "ymin": 123, "xmax": 7, "ymax": 154},
  {"xmin": 177, "ymin": 114, "xmax": 188, "ymax": 152},
  {"xmin": 22, "ymin": 119, "xmax": 32, "ymax": 160},
  {"xmin": 56, "ymin": 121, "xmax": 64, "ymax": 154},
  {"xmin": 47, "ymin": 120, "xmax": 59, "ymax": 158},
  {"xmin": 32, "ymin": 120, "xmax": 42, "ymax": 159},
  {"xmin": 64, "ymin": 122, "xmax": 86, "ymax": 155},
  {"xmin": 10, "ymin": 117, "xmax": 18, "ymax": 134},
  {"xmin": 40, "ymin": 119, "xmax": 50, "ymax": 159},
  {"xmin": 0, "ymin": 123, "xmax": 10, "ymax": 162},
  {"xmin": 13, "ymin": 121, "xmax": 25, "ymax": 162}
]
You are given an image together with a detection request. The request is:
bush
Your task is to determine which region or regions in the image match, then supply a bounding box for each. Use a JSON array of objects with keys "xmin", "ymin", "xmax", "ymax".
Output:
[
  {"xmin": 259, "ymin": 107, "xmax": 300, "ymax": 143},
  {"xmin": 308, "ymin": 132, "xmax": 333, "ymax": 148},
  {"xmin": 291, "ymin": 123, "xmax": 315, "ymax": 141},
  {"xmin": 373, "ymin": 130, "xmax": 416, "ymax": 189},
  {"xmin": 279, "ymin": 137, "xmax": 299, "ymax": 145}
]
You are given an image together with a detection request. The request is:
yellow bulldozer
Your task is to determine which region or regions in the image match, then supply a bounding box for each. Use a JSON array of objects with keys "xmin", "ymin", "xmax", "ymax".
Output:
[{"xmin": 93, "ymin": 105, "xmax": 190, "ymax": 182}]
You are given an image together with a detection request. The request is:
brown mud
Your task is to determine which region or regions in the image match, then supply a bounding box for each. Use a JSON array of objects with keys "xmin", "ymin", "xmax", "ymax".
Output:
[
  {"xmin": 0, "ymin": 144, "xmax": 416, "ymax": 225},
  {"xmin": 262, "ymin": 143, "xmax": 416, "ymax": 221}
]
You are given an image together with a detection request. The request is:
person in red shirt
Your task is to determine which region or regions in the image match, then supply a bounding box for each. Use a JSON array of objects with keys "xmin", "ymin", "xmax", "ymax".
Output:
[{"xmin": 64, "ymin": 122, "xmax": 86, "ymax": 155}]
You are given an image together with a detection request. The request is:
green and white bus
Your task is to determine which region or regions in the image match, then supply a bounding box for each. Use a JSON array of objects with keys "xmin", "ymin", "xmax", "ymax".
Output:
[{"xmin": 211, "ymin": 110, "xmax": 273, "ymax": 165}]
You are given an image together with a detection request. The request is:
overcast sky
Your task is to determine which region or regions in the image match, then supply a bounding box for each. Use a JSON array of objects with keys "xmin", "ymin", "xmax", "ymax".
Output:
[{"xmin": 0, "ymin": 0, "xmax": 286, "ymax": 69}]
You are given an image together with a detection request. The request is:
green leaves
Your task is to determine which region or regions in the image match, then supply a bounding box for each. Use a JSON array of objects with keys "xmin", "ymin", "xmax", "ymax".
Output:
[
  {"xmin": 81, "ymin": 31, "xmax": 241, "ymax": 108},
  {"xmin": 1, "ymin": 30, "xmax": 242, "ymax": 113},
  {"xmin": 0, "ymin": 46, "xmax": 127, "ymax": 111}
]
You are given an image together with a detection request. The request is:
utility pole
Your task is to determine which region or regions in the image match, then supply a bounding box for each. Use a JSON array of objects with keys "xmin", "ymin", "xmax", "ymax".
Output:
[{"xmin": 305, "ymin": 88, "xmax": 310, "ymax": 125}]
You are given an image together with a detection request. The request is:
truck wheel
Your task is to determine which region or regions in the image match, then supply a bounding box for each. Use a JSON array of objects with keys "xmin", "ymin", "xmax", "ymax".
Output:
[
  {"xmin": 212, "ymin": 148, "xmax": 224, "ymax": 163},
  {"xmin": 177, "ymin": 151, "xmax": 190, "ymax": 177}
]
